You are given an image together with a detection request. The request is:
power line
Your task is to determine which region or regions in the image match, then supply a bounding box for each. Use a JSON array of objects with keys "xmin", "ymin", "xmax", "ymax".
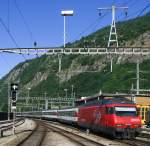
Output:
[
  {"xmin": 14, "ymin": 0, "xmax": 37, "ymax": 45},
  {"xmin": 0, "ymin": 17, "xmax": 19, "ymax": 48},
  {"xmin": 0, "ymin": 15, "xmax": 27, "ymax": 60},
  {"xmin": 71, "ymin": 12, "xmax": 109, "ymax": 44},
  {"xmin": 8, "ymin": 0, "xmax": 10, "ymax": 31},
  {"xmin": 118, "ymin": 2, "xmax": 150, "ymax": 21},
  {"xmin": 137, "ymin": 3, "xmax": 150, "ymax": 17}
]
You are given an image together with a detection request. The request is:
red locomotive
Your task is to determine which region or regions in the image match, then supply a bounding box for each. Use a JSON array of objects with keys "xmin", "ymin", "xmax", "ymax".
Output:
[
  {"xmin": 75, "ymin": 95, "xmax": 141, "ymax": 139},
  {"xmin": 19, "ymin": 95, "xmax": 141, "ymax": 139}
]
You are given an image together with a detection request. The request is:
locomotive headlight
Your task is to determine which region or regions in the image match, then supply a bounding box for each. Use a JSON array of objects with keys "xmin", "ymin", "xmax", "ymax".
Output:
[
  {"xmin": 134, "ymin": 124, "xmax": 141, "ymax": 128},
  {"xmin": 116, "ymin": 124, "xmax": 124, "ymax": 127}
]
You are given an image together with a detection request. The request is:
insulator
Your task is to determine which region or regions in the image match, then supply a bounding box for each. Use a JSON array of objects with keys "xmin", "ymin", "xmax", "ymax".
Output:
[{"xmin": 34, "ymin": 42, "xmax": 37, "ymax": 47}]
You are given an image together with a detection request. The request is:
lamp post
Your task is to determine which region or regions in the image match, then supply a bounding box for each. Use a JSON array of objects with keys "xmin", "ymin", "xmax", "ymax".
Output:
[{"xmin": 61, "ymin": 10, "xmax": 74, "ymax": 48}]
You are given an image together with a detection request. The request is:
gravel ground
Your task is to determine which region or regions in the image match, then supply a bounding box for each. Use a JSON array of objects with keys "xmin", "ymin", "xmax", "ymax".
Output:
[
  {"xmin": 45, "ymin": 122, "xmax": 126, "ymax": 146},
  {"xmin": 0, "ymin": 119, "xmax": 36, "ymax": 146},
  {"xmin": 41, "ymin": 131, "xmax": 81, "ymax": 146}
]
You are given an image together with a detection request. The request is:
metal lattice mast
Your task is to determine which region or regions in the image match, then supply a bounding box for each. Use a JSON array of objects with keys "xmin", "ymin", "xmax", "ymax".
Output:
[
  {"xmin": 98, "ymin": 5, "xmax": 128, "ymax": 72},
  {"xmin": 108, "ymin": 5, "xmax": 118, "ymax": 47}
]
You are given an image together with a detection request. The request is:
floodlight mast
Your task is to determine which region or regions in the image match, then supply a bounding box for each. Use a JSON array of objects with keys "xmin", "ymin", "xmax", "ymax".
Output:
[{"xmin": 61, "ymin": 10, "xmax": 74, "ymax": 48}]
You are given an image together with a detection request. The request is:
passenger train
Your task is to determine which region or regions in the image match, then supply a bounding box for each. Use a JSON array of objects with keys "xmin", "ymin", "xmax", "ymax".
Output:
[{"xmin": 19, "ymin": 95, "xmax": 142, "ymax": 139}]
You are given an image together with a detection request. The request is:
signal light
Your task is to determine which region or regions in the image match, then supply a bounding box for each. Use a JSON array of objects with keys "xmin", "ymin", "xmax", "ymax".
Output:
[
  {"xmin": 12, "ymin": 102, "xmax": 16, "ymax": 107},
  {"xmin": 12, "ymin": 90, "xmax": 17, "ymax": 101},
  {"xmin": 11, "ymin": 83, "xmax": 18, "ymax": 91}
]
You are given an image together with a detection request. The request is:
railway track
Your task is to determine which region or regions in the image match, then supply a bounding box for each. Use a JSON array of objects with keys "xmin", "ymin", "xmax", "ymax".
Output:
[
  {"xmin": 40, "ymin": 119, "xmax": 150, "ymax": 146},
  {"xmin": 40, "ymin": 121, "xmax": 103, "ymax": 146},
  {"xmin": 17, "ymin": 119, "xmax": 125, "ymax": 146},
  {"xmin": 16, "ymin": 119, "xmax": 150, "ymax": 146},
  {"xmin": 17, "ymin": 121, "xmax": 46, "ymax": 146},
  {"xmin": 39, "ymin": 120, "xmax": 126, "ymax": 146},
  {"xmin": 121, "ymin": 139, "xmax": 150, "ymax": 146}
]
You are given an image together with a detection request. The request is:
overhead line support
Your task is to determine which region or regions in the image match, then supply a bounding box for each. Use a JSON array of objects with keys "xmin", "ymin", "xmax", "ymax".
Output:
[{"xmin": 98, "ymin": 5, "xmax": 128, "ymax": 72}]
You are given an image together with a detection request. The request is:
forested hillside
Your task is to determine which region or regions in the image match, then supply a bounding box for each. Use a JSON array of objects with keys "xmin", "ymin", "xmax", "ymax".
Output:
[{"xmin": 0, "ymin": 12, "xmax": 149, "ymax": 111}]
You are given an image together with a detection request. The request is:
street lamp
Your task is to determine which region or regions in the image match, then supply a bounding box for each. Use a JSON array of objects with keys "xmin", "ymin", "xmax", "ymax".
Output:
[{"xmin": 61, "ymin": 10, "xmax": 74, "ymax": 48}]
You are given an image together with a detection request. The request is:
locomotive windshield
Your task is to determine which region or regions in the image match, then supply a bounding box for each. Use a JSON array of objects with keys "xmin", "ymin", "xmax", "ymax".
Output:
[
  {"xmin": 102, "ymin": 97, "xmax": 134, "ymax": 105},
  {"xmin": 115, "ymin": 107, "xmax": 137, "ymax": 116}
]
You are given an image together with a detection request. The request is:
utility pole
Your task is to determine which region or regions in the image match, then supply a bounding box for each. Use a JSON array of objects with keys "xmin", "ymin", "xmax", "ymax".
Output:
[
  {"xmin": 98, "ymin": 5, "xmax": 128, "ymax": 72},
  {"xmin": 64, "ymin": 88, "xmax": 68, "ymax": 98},
  {"xmin": 44, "ymin": 92, "xmax": 48, "ymax": 110},
  {"xmin": 136, "ymin": 60, "xmax": 140, "ymax": 95},
  {"xmin": 58, "ymin": 54, "xmax": 62, "ymax": 73},
  {"xmin": 71, "ymin": 85, "xmax": 74, "ymax": 98},
  {"xmin": 130, "ymin": 59, "xmax": 149, "ymax": 97},
  {"xmin": 8, "ymin": 82, "xmax": 10, "ymax": 120},
  {"xmin": 58, "ymin": 54, "xmax": 62, "ymax": 98}
]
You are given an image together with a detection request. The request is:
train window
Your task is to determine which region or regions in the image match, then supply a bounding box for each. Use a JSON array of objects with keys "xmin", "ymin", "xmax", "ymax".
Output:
[
  {"xmin": 106, "ymin": 107, "xmax": 114, "ymax": 114},
  {"xmin": 115, "ymin": 107, "xmax": 137, "ymax": 117},
  {"xmin": 59, "ymin": 111, "xmax": 76, "ymax": 117}
]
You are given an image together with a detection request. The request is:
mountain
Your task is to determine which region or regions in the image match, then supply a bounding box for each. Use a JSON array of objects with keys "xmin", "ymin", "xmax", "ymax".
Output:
[{"xmin": 0, "ymin": 12, "xmax": 150, "ymax": 111}]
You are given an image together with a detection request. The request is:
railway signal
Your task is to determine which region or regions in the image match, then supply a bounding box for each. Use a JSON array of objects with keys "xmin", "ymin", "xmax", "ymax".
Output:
[
  {"xmin": 10, "ymin": 83, "xmax": 18, "ymax": 135},
  {"xmin": 12, "ymin": 90, "xmax": 17, "ymax": 102},
  {"xmin": 11, "ymin": 83, "xmax": 18, "ymax": 110}
]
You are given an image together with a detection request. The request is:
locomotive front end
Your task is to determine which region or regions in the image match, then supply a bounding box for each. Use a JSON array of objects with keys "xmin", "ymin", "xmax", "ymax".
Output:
[{"xmin": 113, "ymin": 106, "xmax": 141, "ymax": 139}]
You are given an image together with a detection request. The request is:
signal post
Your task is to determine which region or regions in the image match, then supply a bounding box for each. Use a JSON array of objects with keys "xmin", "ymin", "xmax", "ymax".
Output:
[{"xmin": 11, "ymin": 83, "xmax": 18, "ymax": 135}]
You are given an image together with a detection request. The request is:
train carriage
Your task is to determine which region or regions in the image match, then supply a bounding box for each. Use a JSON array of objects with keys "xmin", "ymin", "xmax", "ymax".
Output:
[
  {"xmin": 42, "ymin": 110, "xmax": 58, "ymax": 120},
  {"xmin": 57, "ymin": 108, "xmax": 78, "ymax": 124},
  {"xmin": 137, "ymin": 105, "xmax": 150, "ymax": 125}
]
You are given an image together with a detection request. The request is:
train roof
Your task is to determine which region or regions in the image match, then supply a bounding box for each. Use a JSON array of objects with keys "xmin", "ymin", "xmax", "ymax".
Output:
[
  {"xmin": 75, "ymin": 94, "xmax": 135, "ymax": 107},
  {"xmin": 76, "ymin": 94, "xmax": 131, "ymax": 102}
]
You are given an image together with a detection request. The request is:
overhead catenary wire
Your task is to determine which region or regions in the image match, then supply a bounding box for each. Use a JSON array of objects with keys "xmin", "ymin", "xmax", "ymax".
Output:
[
  {"xmin": 14, "ymin": 0, "xmax": 37, "ymax": 46},
  {"xmin": 0, "ymin": 15, "xmax": 27, "ymax": 60},
  {"xmin": 137, "ymin": 3, "xmax": 150, "ymax": 17},
  {"xmin": 71, "ymin": 12, "xmax": 109, "ymax": 44},
  {"xmin": 118, "ymin": 2, "xmax": 150, "ymax": 21},
  {"xmin": 0, "ymin": 17, "xmax": 19, "ymax": 48},
  {"xmin": 7, "ymin": 0, "xmax": 10, "ymax": 31}
]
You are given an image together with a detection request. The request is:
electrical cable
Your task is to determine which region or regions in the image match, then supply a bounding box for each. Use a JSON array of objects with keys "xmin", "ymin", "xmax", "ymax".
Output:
[
  {"xmin": 71, "ymin": 12, "xmax": 109, "ymax": 44},
  {"xmin": 137, "ymin": 3, "xmax": 150, "ymax": 17},
  {"xmin": 118, "ymin": 2, "xmax": 150, "ymax": 21},
  {"xmin": 14, "ymin": 0, "xmax": 37, "ymax": 46},
  {"xmin": 0, "ymin": 16, "xmax": 27, "ymax": 60},
  {"xmin": 0, "ymin": 17, "xmax": 19, "ymax": 48},
  {"xmin": 8, "ymin": 0, "xmax": 10, "ymax": 31}
]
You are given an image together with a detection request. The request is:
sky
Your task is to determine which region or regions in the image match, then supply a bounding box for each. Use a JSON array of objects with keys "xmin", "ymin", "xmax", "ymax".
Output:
[{"xmin": 0, "ymin": 0, "xmax": 149, "ymax": 78}]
